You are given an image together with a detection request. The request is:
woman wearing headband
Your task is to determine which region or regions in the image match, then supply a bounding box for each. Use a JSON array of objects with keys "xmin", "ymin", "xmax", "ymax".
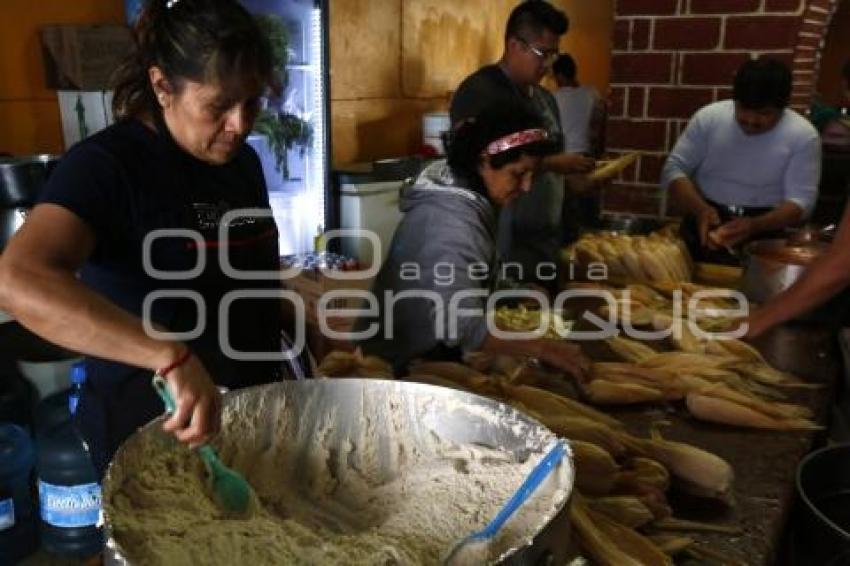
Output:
[{"xmin": 356, "ymin": 105, "xmax": 590, "ymax": 379}]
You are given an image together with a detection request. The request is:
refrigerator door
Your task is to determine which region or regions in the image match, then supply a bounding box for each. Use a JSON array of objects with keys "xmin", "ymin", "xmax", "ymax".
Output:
[{"xmin": 242, "ymin": 0, "xmax": 330, "ymax": 254}]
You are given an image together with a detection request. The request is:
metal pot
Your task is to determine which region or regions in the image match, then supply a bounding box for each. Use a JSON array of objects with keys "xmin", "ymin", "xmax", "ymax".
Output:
[
  {"xmin": 102, "ymin": 380, "xmax": 576, "ymax": 565},
  {"xmin": 0, "ymin": 208, "xmax": 26, "ymax": 253},
  {"xmin": 741, "ymin": 238, "xmax": 829, "ymax": 304},
  {"xmin": 586, "ymin": 213, "xmax": 667, "ymax": 236},
  {"xmin": 791, "ymin": 443, "xmax": 850, "ymax": 565},
  {"xmin": 0, "ymin": 154, "xmax": 60, "ymax": 208}
]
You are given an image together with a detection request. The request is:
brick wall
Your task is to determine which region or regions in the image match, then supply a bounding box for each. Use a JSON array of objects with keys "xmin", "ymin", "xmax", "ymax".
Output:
[{"xmin": 603, "ymin": 0, "xmax": 840, "ymax": 215}]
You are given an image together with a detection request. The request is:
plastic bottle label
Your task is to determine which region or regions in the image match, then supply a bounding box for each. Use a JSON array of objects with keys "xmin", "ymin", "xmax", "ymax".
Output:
[
  {"xmin": 0, "ymin": 498, "xmax": 13, "ymax": 530},
  {"xmin": 38, "ymin": 480, "xmax": 101, "ymax": 528}
]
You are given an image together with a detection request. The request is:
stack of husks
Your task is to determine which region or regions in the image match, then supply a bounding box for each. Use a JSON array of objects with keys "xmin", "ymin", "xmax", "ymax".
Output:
[{"xmin": 564, "ymin": 226, "xmax": 692, "ymax": 285}]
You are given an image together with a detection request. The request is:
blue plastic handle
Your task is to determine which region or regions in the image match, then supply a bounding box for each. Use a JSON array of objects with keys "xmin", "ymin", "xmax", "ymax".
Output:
[
  {"xmin": 152, "ymin": 375, "xmax": 177, "ymax": 414},
  {"xmin": 473, "ymin": 441, "xmax": 567, "ymax": 541}
]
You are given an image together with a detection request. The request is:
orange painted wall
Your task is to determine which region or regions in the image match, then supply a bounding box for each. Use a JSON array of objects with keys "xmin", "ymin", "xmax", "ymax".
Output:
[{"xmin": 0, "ymin": 1, "xmax": 124, "ymax": 156}]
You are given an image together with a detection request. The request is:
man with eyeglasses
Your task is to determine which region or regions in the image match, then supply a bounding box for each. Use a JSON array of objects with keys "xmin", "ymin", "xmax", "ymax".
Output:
[{"xmin": 450, "ymin": 1, "xmax": 595, "ymax": 292}]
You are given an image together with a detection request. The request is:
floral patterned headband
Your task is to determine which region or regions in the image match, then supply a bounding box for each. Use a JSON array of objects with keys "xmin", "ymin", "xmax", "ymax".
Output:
[{"xmin": 485, "ymin": 128, "xmax": 549, "ymax": 155}]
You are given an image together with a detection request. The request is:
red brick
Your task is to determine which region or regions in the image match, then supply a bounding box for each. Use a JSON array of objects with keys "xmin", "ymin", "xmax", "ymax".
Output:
[
  {"xmin": 791, "ymin": 93, "xmax": 813, "ymax": 108},
  {"xmin": 654, "ymin": 17, "xmax": 720, "ymax": 50},
  {"xmin": 632, "ymin": 19, "xmax": 650, "ymax": 50},
  {"xmin": 803, "ymin": 9, "xmax": 831, "ymax": 24},
  {"xmin": 765, "ymin": 0, "xmax": 802, "ymax": 11},
  {"xmin": 665, "ymin": 121, "xmax": 691, "ymax": 151},
  {"xmin": 648, "ymin": 87, "xmax": 713, "ymax": 118},
  {"xmin": 606, "ymin": 119, "xmax": 667, "ymax": 151},
  {"xmin": 617, "ymin": 0, "xmax": 678, "ymax": 16},
  {"xmin": 609, "ymin": 87, "xmax": 626, "ymax": 117},
  {"xmin": 724, "ymin": 16, "xmax": 800, "ymax": 50},
  {"xmin": 674, "ymin": 120, "xmax": 689, "ymax": 140},
  {"xmin": 603, "ymin": 184, "xmax": 662, "ymax": 215},
  {"xmin": 628, "ymin": 87, "xmax": 646, "ymax": 117},
  {"xmin": 638, "ymin": 154, "xmax": 667, "ymax": 184},
  {"xmin": 681, "ymin": 52, "xmax": 751, "ymax": 85},
  {"xmin": 800, "ymin": 20, "xmax": 829, "ymax": 36},
  {"xmin": 611, "ymin": 53, "xmax": 673, "ymax": 83},
  {"xmin": 796, "ymin": 35, "xmax": 823, "ymax": 50},
  {"xmin": 766, "ymin": 52, "xmax": 795, "ymax": 68},
  {"xmin": 690, "ymin": 0, "xmax": 759, "ymax": 13},
  {"xmin": 716, "ymin": 87, "xmax": 734, "ymax": 100},
  {"xmin": 614, "ymin": 20, "xmax": 631, "ymax": 50}
]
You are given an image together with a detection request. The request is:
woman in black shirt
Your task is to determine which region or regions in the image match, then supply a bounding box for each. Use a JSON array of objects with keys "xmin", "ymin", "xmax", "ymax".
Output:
[{"xmin": 0, "ymin": 0, "xmax": 290, "ymax": 476}]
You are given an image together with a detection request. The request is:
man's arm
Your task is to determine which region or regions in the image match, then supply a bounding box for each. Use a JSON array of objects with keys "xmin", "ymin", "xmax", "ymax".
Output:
[
  {"xmin": 747, "ymin": 205, "xmax": 850, "ymax": 337},
  {"xmin": 670, "ymin": 177, "xmax": 720, "ymax": 247},
  {"xmin": 480, "ymin": 334, "xmax": 589, "ymax": 381},
  {"xmin": 542, "ymin": 152, "xmax": 595, "ymax": 175}
]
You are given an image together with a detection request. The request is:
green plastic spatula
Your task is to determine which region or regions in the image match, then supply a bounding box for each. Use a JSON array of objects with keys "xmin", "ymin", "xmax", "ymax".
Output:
[{"xmin": 152, "ymin": 375, "xmax": 254, "ymax": 514}]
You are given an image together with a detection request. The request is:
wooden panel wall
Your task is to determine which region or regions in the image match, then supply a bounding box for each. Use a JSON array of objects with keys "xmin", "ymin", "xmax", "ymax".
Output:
[
  {"xmin": 0, "ymin": 1, "xmax": 614, "ymax": 165},
  {"xmin": 331, "ymin": 0, "xmax": 614, "ymax": 165},
  {"xmin": 0, "ymin": 0, "xmax": 124, "ymax": 156}
]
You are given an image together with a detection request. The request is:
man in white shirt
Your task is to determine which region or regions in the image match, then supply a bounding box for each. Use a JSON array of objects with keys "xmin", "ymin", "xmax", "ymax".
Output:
[
  {"xmin": 662, "ymin": 58, "xmax": 821, "ymax": 262},
  {"xmin": 552, "ymin": 53, "xmax": 603, "ymax": 155},
  {"xmin": 552, "ymin": 53, "xmax": 605, "ymax": 240}
]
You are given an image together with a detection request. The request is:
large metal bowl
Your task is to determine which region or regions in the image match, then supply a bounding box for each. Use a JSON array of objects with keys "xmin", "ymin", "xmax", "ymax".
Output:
[{"xmin": 102, "ymin": 379, "xmax": 576, "ymax": 565}]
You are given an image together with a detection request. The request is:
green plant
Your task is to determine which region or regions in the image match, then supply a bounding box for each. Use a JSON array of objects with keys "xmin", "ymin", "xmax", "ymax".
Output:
[
  {"xmin": 254, "ymin": 14, "xmax": 289, "ymax": 89},
  {"xmin": 252, "ymin": 14, "xmax": 314, "ymax": 180},
  {"xmin": 253, "ymin": 110, "xmax": 313, "ymax": 179}
]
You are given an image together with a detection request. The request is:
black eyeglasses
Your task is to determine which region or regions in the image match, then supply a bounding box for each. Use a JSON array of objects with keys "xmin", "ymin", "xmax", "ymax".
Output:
[{"xmin": 516, "ymin": 37, "xmax": 558, "ymax": 66}]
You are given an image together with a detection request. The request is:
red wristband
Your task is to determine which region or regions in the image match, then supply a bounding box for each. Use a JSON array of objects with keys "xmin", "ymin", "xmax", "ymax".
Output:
[{"xmin": 156, "ymin": 348, "xmax": 192, "ymax": 377}]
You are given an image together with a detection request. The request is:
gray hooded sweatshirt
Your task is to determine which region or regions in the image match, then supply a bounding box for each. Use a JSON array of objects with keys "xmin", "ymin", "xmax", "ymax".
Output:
[{"xmin": 357, "ymin": 160, "xmax": 499, "ymax": 371}]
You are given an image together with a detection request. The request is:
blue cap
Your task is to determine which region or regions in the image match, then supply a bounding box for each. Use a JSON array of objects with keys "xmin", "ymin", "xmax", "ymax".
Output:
[{"xmin": 70, "ymin": 362, "xmax": 87, "ymax": 386}]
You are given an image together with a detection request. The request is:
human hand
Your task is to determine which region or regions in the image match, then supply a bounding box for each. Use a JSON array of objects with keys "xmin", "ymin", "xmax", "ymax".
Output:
[
  {"xmin": 710, "ymin": 217, "xmax": 757, "ymax": 248},
  {"xmin": 537, "ymin": 340, "xmax": 591, "ymax": 382},
  {"xmin": 548, "ymin": 153, "xmax": 595, "ymax": 174},
  {"xmin": 159, "ymin": 351, "xmax": 221, "ymax": 448},
  {"xmin": 740, "ymin": 311, "xmax": 770, "ymax": 341},
  {"xmin": 697, "ymin": 206, "xmax": 721, "ymax": 247}
]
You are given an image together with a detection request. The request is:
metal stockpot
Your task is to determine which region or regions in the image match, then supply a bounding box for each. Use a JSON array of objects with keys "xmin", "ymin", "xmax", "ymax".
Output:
[
  {"xmin": 102, "ymin": 380, "xmax": 577, "ymax": 566},
  {"xmin": 0, "ymin": 154, "xmax": 59, "ymax": 208},
  {"xmin": 741, "ymin": 238, "xmax": 828, "ymax": 304},
  {"xmin": 584, "ymin": 213, "xmax": 667, "ymax": 236},
  {"xmin": 0, "ymin": 208, "xmax": 26, "ymax": 252}
]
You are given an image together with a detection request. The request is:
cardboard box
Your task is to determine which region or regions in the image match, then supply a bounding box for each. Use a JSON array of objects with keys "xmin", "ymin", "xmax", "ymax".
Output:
[
  {"xmin": 280, "ymin": 269, "xmax": 374, "ymax": 332},
  {"xmin": 41, "ymin": 25, "xmax": 133, "ymax": 90},
  {"xmin": 57, "ymin": 90, "xmax": 115, "ymax": 149}
]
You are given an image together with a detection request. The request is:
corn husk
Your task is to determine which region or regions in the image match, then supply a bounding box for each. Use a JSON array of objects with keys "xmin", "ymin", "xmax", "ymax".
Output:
[
  {"xmin": 606, "ymin": 336, "xmax": 658, "ymax": 363},
  {"xmin": 573, "ymin": 497, "xmax": 674, "ymax": 566},
  {"xmin": 316, "ymin": 350, "xmax": 393, "ymax": 378},
  {"xmin": 502, "ymin": 384, "xmax": 622, "ymax": 428},
  {"xmin": 587, "ymin": 496, "xmax": 655, "ymax": 528},
  {"xmin": 647, "ymin": 534, "xmax": 694, "ymax": 556},
  {"xmin": 624, "ymin": 430, "xmax": 735, "ymax": 502},
  {"xmin": 573, "ymin": 440, "xmax": 620, "ymax": 495},
  {"xmin": 685, "ymin": 393, "xmax": 821, "ymax": 431}
]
